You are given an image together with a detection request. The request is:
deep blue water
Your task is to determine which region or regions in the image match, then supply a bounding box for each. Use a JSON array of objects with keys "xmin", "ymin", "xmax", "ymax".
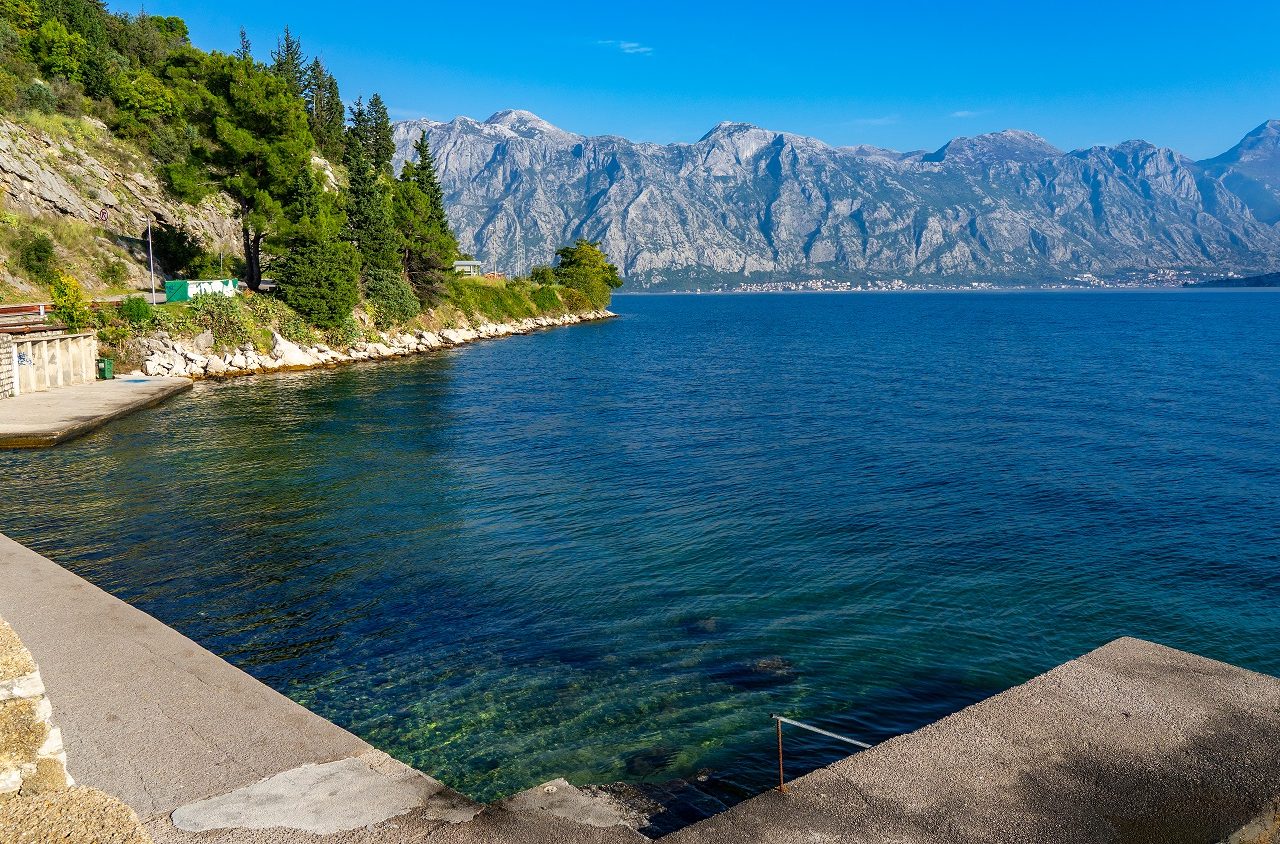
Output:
[{"xmin": 2, "ymin": 291, "xmax": 1279, "ymax": 819}]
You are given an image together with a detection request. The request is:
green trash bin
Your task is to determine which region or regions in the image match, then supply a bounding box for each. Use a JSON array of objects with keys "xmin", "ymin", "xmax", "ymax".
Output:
[{"xmin": 96, "ymin": 358, "xmax": 113, "ymax": 380}]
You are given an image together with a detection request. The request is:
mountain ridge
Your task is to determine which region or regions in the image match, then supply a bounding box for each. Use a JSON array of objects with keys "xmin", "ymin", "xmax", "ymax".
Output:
[{"xmin": 392, "ymin": 114, "xmax": 1280, "ymax": 288}]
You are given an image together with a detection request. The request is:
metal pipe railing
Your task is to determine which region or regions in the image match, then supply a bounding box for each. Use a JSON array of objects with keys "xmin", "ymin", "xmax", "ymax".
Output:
[{"xmin": 772, "ymin": 714, "xmax": 873, "ymax": 792}]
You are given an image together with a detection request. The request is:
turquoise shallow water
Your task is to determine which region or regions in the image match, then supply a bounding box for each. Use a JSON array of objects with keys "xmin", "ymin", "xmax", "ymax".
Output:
[{"xmin": 2, "ymin": 290, "xmax": 1279, "ymax": 821}]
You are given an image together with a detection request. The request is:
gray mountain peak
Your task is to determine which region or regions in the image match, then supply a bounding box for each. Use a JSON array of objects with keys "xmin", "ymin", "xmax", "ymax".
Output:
[{"xmin": 392, "ymin": 116, "xmax": 1280, "ymax": 285}]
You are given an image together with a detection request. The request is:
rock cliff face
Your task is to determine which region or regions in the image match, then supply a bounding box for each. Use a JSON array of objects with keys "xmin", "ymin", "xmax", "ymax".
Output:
[
  {"xmin": 0, "ymin": 116, "xmax": 240, "ymax": 294},
  {"xmin": 393, "ymin": 112, "xmax": 1280, "ymax": 288}
]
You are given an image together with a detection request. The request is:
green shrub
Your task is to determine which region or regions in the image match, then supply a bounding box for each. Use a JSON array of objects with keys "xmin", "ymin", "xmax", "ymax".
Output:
[
  {"xmin": 50, "ymin": 272, "xmax": 92, "ymax": 331},
  {"xmin": 187, "ymin": 293, "xmax": 253, "ymax": 346},
  {"xmin": 19, "ymin": 81, "xmax": 56, "ymax": 113},
  {"xmin": 99, "ymin": 256, "xmax": 128, "ymax": 287},
  {"xmin": 530, "ymin": 285, "xmax": 564, "ymax": 314},
  {"xmin": 150, "ymin": 303, "xmax": 195, "ymax": 335},
  {"xmin": 324, "ymin": 314, "xmax": 364, "ymax": 348},
  {"xmin": 275, "ymin": 240, "xmax": 361, "ymax": 329},
  {"xmin": 558, "ymin": 286, "xmax": 592, "ymax": 313},
  {"xmin": 245, "ymin": 293, "xmax": 313, "ymax": 345},
  {"xmin": 363, "ymin": 268, "xmax": 420, "ymax": 328},
  {"xmin": 117, "ymin": 294, "xmax": 153, "ymax": 326},
  {"xmin": 16, "ymin": 231, "xmax": 58, "ymax": 285}
]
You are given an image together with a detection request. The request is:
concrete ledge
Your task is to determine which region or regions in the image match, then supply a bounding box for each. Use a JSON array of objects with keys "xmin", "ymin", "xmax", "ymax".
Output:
[
  {"xmin": 664, "ymin": 637, "xmax": 1280, "ymax": 844},
  {"xmin": 0, "ymin": 532, "xmax": 481, "ymax": 842},
  {"xmin": 0, "ymin": 378, "xmax": 192, "ymax": 448}
]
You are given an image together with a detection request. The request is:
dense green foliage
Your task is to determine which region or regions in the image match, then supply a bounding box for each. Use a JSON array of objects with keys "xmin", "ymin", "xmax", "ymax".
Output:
[
  {"xmin": 552, "ymin": 239, "xmax": 622, "ymax": 309},
  {"xmin": 271, "ymin": 167, "xmax": 360, "ymax": 328},
  {"xmin": 0, "ymin": 1, "xmax": 620, "ymax": 328},
  {"xmin": 395, "ymin": 134, "xmax": 460, "ymax": 303},
  {"xmin": 117, "ymin": 293, "xmax": 152, "ymax": 324},
  {"xmin": 50, "ymin": 270, "xmax": 90, "ymax": 330},
  {"xmin": 16, "ymin": 230, "xmax": 57, "ymax": 285}
]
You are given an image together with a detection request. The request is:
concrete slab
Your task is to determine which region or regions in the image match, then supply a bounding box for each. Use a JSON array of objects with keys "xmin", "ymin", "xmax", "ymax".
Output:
[
  {"xmin": 662, "ymin": 637, "xmax": 1280, "ymax": 844},
  {"xmin": 0, "ymin": 532, "xmax": 481, "ymax": 843},
  {"xmin": 172, "ymin": 752, "xmax": 477, "ymax": 835},
  {"xmin": 0, "ymin": 377, "xmax": 192, "ymax": 448}
]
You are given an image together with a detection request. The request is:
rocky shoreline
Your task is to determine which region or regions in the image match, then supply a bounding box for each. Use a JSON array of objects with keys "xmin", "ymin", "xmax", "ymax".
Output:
[{"xmin": 134, "ymin": 310, "xmax": 616, "ymax": 380}]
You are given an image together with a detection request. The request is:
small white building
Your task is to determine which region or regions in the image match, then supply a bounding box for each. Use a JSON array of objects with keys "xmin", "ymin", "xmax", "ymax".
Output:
[{"xmin": 452, "ymin": 261, "xmax": 483, "ymax": 277}]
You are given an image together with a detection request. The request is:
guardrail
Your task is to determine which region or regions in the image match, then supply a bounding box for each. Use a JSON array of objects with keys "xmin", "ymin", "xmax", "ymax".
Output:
[
  {"xmin": 6, "ymin": 332, "xmax": 98, "ymax": 395},
  {"xmin": 772, "ymin": 715, "xmax": 874, "ymax": 792}
]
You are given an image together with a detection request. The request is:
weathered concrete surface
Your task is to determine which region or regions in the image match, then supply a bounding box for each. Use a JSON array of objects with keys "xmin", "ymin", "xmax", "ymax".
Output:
[
  {"xmin": 498, "ymin": 778, "xmax": 652, "ymax": 833},
  {"xmin": 0, "ymin": 533, "xmax": 483, "ymax": 842},
  {"xmin": 0, "ymin": 377, "xmax": 191, "ymax": 448},
  {"xmin": 171, "ymin": 753, "xmax": 477, "ymax": 835},
  {"xmin": 663, "ymin": 637, "xmax": 1280, "ymax": 844}
]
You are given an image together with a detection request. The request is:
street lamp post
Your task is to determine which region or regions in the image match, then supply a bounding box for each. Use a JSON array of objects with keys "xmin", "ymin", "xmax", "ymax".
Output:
[{"xmin": 147, "ymin": 216, "xmax": 156, "ymax": 304}]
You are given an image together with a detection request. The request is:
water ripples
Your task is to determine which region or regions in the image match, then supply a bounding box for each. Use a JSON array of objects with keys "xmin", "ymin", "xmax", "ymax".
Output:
[{"xmin": 2, "ymin": 290, "xmax": 1279, "ymax": 809}]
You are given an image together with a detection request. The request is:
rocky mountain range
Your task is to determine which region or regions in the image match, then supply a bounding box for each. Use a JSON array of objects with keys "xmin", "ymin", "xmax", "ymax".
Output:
[{"xmin": 392, "ymin": 112, "xmax": 1280, "ymax": 289}]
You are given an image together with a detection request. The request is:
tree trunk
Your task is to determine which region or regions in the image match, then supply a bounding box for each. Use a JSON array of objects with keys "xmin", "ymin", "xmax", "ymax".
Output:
[{"xmin": 241, "ymin": 223, "xmax": 261, "ymax": 291}]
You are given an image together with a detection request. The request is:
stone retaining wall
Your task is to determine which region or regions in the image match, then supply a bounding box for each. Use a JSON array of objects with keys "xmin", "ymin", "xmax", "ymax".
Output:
[
  {"xmin": 0, "ymin": 335, "xmax": 13, "ymax": 399},
  {"xmin": 0, "ymin": 614, "xmax": 150, "ymax": 843},
  {"xmin": 136, "ymin": 310, "xmax": 616, "ymax": 381},
  {"xmin": 0, "ymin": 615, "xmax": 69, "ymax": 797}
]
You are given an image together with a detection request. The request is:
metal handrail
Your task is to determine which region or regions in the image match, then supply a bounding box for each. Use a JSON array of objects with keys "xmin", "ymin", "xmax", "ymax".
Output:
[{"xmin": 772, "ymin": 715, "xmax": 873, "ymax": 792}]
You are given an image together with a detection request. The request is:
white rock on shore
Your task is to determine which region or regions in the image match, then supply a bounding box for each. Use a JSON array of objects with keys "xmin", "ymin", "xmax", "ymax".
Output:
[{"xmin": 135, "ymin": 310, "xmax": 616, "ymax": 382}]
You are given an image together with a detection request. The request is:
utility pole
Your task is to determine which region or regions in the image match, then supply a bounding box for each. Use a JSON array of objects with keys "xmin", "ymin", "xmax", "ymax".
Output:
[{"xmin": 147, "ymin": 216, "xmax": 156, "ymax": 304}]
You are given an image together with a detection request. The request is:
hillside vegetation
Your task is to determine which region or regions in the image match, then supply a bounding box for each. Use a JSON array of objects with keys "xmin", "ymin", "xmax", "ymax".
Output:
[{"xmin": 0, "ymin": 0, "xmax": 620, "ymax": 345}]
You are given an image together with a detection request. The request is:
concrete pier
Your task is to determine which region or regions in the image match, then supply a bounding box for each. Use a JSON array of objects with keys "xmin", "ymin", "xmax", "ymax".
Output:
[
  {"xmin": 2, "ymin": 529, "xmax": 1278, "ymax": 842},
  {"xmin": 0, "ymin": 377, "xmax": 192, "ymax": 448}
]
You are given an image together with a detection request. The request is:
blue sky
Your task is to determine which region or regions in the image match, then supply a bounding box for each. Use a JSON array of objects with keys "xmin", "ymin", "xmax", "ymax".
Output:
[{"xmin": 115, "ymin": 0, "xmax": 1279, "ymax": 158}]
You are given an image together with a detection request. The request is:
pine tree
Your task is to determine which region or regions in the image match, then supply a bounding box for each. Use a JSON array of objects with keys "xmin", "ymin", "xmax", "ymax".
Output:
[
  {"xmin": 271, "ymin": 167, "xmax": 360, "ymax": 328},
  {"xmin": 304, "ymin": 57, "xmax": 344, "ymax": 161},
  {"xmin": 393, "ymin": 132, "xmax": 461, "ymax": 302},
  {"xmin": 344, "ymin": 140, "xmax": 418, "ymax": 325},
  {"xmin": 365, "ymin": 93, "xmax": 395, "ymax": 174},
  {"xmin": 270, "ymin": 25, "xmax": 305, "ymax": 99},
  {"xmin": 235, "ymin": 27, "xmax": 252, "ymax": 61},
  {"xmin": 410, "ymin": 134, "xmax": 453, "ymax": 243},
  {"xmin": 204, "ymin": 54, "xmax": 314, "ymax": 290}
]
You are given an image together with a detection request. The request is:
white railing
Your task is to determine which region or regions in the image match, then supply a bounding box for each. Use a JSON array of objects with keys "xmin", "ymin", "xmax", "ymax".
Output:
[{"xmin": 9, "ymin": 332, "xmax": 98, "ymax": 396}]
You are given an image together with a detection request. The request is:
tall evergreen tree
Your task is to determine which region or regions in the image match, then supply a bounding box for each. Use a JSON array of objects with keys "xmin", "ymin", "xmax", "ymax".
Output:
[
  {"xmin": 234, "ymin": 26, "xmax": 252, "ymax": 61},
  {"xmin": 394, "ymin": 132, "xmax": 460, "ymax": 302},
  {"xmin": 304, "ymin": 57, "xmax": 344, "ymax": 161},
  {"xmin": 270, "ymin": 167, "xmax": 360, "ymax": 328},
  {"xmin": 344, "ymin": 139, "xmax": 418, "ymax": 324},
  {"xmin": 270, "ymin": 25, "xmax": 305, "ymax": 98},
  {"xmin": 365, "ymin": 93, "xmax": 394, "ymax": 174},
  {"xmin": 410, "ymin": 134, "xmax": 452, "ymax": 241}
]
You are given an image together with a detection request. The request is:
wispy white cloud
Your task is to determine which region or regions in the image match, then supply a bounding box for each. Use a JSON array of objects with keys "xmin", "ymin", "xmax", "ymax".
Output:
[
  {"xmin": 853, "ymin": 114, "xmax": 899, "ymax": 126},
  {"xmin": 597, "ymin": 39, "xmax": 654, "ymax": 55},
  {"xmin": 950, "ymin": 110, "xmax": 985, "ymax": 118}
]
